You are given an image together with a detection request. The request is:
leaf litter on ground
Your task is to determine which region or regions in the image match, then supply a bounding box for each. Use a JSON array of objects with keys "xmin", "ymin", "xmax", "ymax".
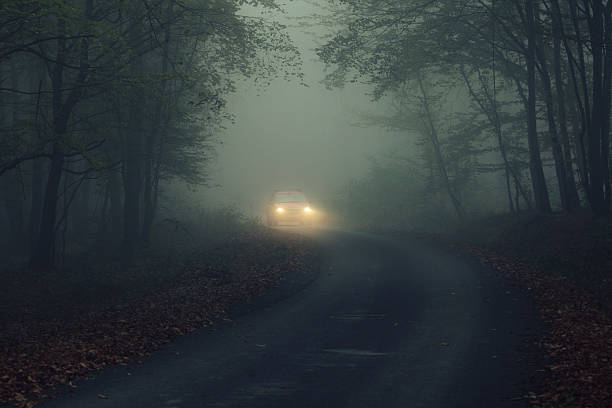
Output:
[
  {"xmin": 0, "ymin": 229, "xmax": 317, "ymax": 407},
  {"xmin": 406, "ymin": 214, "xmax": 611, "ymax": 408},
  {"xmin": 456, "ymin": 242, "xmax": 612, "ymax": 408}
]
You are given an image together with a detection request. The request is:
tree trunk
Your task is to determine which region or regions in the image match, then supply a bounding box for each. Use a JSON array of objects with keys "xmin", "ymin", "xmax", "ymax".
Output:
[
  {"xmin": 75, "ymin": 168, "xmax": 91, "ymax": 237},
  {"xmin": 1, "ymin": 60, "xmax": 25, "ymax": 256},
  {"xmin": 96, "ymin": 182, "xmax": 109, "ymax": 242},
  {"xmin": 142, "ymin": 137, "xmax": 155, "ymax": 243},
  {"xmin": 31, "ymin": 1, "xmax": 91, "ymax": 269},
  {"xmin": 417, "ymin": 74, "xmax": 465, "ymax": 220},
  {"xmin": 29, "ymin": 157, "xmax": 43, "ymax": 254},
  {"xmin": 460, "ymin": 66, "xmax": 531, "ymax": 211},
  {"xmin": 586, "ymin": 0, "xmax": 610, "ymax": 216},
  {"xmin": 553, "ymin": 34, "xmax": 581, "ymax": 210},
  {"xmin": 29, "ymin": 79, "xmax": 44, "ymax": 255},
  {"xmin": 109, "ymin": 169, "xmax": 122, "ymax": 239},
  {"xmin": 122, "ymin": 107, "xmax": 143, "ymax": 262},
  {"xmin": 525, "ymin": 0, "xmax": 551, "ymax": 213},
  {"xmin": 569, "ymin": 0, "xmax": 596, "ymax": 206},
  {"xmin": 31, "ymin": 22, "xmax": 68, "ymax": 269},
  {"xmin": 142, "ymin": 1, "xmax": 174, "ymax": 243},
  {"xmin": 32, "ymin": 140, "xmax": 65, "ymax": 269},
  {"xmin": 534, "ymin": 37, "xmax": 570, "ymax": 212},
  {"xmin": 569, "ymin": 95, "xmax": 588, "ymax": 192},
  {"xmin": 557, "ymin": 0, "xmax": 589, "ymax": 196},
  {"xmin": 1, "ymin": 171, "xmax": 25, "ymax": 255},
  {"xmin": 122, "ymin": 6, "xmax": 146, "ymax": 263},
  {"xmin": 601, "ymin": 4, "xmax": 612, "ymax": 211}
]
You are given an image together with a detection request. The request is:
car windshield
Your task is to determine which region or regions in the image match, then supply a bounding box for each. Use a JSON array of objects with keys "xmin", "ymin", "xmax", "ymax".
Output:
[{"xmin": 274, "ymin": 192, "xmax": 307, "ymax": 203}]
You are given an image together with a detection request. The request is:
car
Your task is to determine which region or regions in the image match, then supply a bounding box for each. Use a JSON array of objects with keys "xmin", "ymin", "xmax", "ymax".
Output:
[{"xmin": 267, "ymin": 190, "xmax": 313, "ymax": 226}]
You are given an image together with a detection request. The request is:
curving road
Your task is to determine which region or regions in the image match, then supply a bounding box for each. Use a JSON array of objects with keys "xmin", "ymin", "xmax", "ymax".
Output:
[{"xmin": 43, "ymin": 229, "xmax": 541, "ymax": 407}]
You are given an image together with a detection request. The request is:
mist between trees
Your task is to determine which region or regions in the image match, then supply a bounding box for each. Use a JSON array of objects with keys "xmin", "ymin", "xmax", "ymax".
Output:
[
  {"xmin": 2, "ymin": 0, "xmax": 612, "ymax": 271},
  {"xmin": 0, "ymin": 0, "xmax": 301, "ymax": 269},
  {"xmin": 317, "ymin": 0, "xmax": 612, "ymax": 230}
]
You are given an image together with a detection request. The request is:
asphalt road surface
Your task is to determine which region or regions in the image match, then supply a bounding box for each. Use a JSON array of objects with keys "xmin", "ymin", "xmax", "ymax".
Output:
[{"xmin": 43, "ymin": 229, "xmax": 541, "ymax": 408}]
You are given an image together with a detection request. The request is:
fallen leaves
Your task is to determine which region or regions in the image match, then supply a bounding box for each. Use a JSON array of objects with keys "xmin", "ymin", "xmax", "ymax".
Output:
[
  {"xmin": 464, "ymin": 245, "xmax": 612, "ymax": 408},
  {"xmin": 0, "ymin": 230, "xmax": 317, "ymax": 407}
]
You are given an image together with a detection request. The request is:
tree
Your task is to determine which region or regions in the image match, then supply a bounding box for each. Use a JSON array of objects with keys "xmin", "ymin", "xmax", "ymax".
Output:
[
  {"xmin": 318, "ymin": 0, "xmax": 611, "ymax": 216},
  {"xmin": 0, "ymin": 0, "xmax": 301, "ymax": 268},
  {"xmin": 32, "ymin": 0, "xmax": 95, "ymax": 269}
]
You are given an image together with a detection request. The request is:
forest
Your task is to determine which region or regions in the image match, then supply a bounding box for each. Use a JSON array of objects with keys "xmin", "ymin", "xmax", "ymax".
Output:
[
  {"xmin": 0, "ymin": 0, "xmax": 300, "ymax": 270},
  {"xmin": 2, "ymin": 0, "xmax": 612, "ymax": 268},
  {"xmin": 1, "ymin": 1, "xmax": 611, "ymax": 407},
  {"xmin": 319, "ymin": 0, "xmax": 612, "ymax": 227}
]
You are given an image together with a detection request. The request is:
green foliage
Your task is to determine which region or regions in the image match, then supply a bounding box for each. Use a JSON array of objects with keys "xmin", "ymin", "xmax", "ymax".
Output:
[
  {"xmin": 317, "ymin": 0, "xmax": 597, "ymax": 216},
  {"xmin": 1, "ymin": 0, "xmax": 301, "ymax": 175},
  {"xmin": 0, "ymin": 0, "xmax": 303, "ymax": 266}
]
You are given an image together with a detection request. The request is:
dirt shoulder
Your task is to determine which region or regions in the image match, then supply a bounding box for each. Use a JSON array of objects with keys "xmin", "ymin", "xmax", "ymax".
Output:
[
  {"xmin": 425, "ymin": 212, "xmax": 612, "ymax": 408},
  {"xmin": 0, "ymin": 228, "xmax": 320, "ymax": 408}
]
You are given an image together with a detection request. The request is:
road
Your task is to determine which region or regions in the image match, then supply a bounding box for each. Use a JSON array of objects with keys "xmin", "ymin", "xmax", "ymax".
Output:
[{"xmin": 43, "ymin": 229, "xmax": 541, "ymax": 407}]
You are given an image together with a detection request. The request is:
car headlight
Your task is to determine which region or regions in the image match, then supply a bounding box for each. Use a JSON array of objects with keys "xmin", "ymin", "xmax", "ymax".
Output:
[
  {"xmin": 304, "ymin": 207, "xmax": 312, "ymax": 213},
  {"xmin": 276, "ymin": 207, "xmax": 284, "ymax": 213}
]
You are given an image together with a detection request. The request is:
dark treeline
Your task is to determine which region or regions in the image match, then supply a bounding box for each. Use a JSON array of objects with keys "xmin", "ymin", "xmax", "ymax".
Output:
[
  {"xmin": 318, "ymin": 0, "xmax": 612, "ymax": 222},
  {"xmin": 0, "ymin": 0, "xmax": 299, "ymax": 269}
]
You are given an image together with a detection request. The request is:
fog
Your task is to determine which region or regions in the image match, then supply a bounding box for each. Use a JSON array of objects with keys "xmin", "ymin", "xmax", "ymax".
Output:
[
  {"xmin": 200, "ymin": 2, "xmax": 407, "ymax": 215},
  {"xmin": 3, "ymin": 0, "xmax": 611, "ymax": 265},
  {"xmin": 2, "ymin": 2, "xmax": 611, "ymax": 406}
]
